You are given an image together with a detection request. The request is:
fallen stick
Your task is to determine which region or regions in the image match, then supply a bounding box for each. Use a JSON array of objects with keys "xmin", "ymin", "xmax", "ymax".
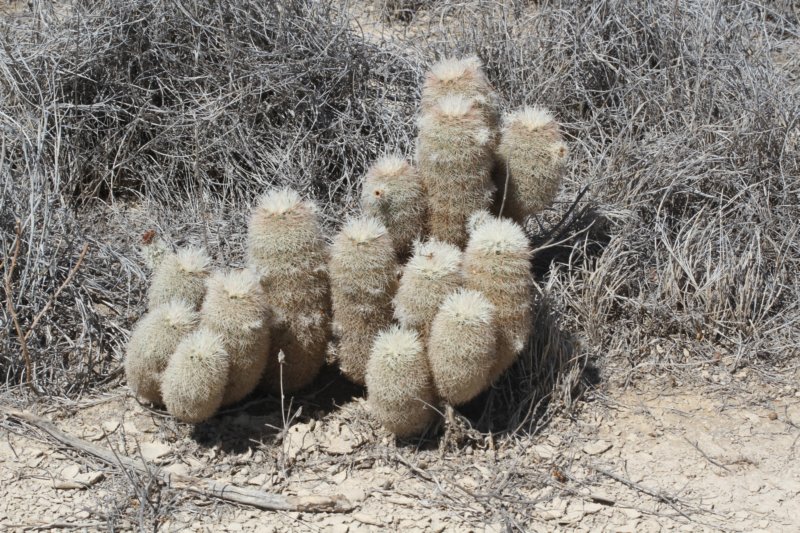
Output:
[
  {"xmin": 589, "ymin": 463, "xmax": 698, "ymax": 520},
  {"xmin": 1, "ymin": 405, "xmax": 353, "ymax": 513}
]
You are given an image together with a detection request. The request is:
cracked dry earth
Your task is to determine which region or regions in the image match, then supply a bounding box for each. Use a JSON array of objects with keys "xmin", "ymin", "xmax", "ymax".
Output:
[{"xmin": 1, "ymin": 371, "xmax": 799, "ymax": 532}]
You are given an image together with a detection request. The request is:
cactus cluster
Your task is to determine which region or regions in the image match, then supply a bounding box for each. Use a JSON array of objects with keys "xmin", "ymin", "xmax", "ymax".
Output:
[
  {"xmin": 125, "ymin": 188, "xmax": 331, "ymax": 422},
  {"xmin": 124, "ymin": 56, "xmax": 565, "ymax": 433},
  {"xmin": 352, "ymin": 56, "xmax": 561, "ymax": 437}
]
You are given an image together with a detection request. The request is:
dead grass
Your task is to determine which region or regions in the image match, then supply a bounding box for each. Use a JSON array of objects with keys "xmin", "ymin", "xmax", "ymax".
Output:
[{"xmin": 408, "ymin": 0, "xmax": 800, "ymax": 381}]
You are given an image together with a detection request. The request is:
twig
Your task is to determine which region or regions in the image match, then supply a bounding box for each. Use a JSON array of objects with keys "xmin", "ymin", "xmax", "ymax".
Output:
[
  {"xmin": 3, "ymin": 220, "xmax": 37, "ymax": 394},
  {"xmin": 590, "ymin": 463, "xmax": 700, "ymax": 520},
  {"xmin": 1, "ymin": 405, "xmax": 354, "ymax": 513},
  {"xmin": 24, "ymin": 242, "xmax": 89, "ymax": 341},
  {"xmin": 1, "ymin": 521, "xmax": 106, "ymax": 531},
  {"xmin": 682, "ymin": 437, "xmax": 732, "ymax": 472}
]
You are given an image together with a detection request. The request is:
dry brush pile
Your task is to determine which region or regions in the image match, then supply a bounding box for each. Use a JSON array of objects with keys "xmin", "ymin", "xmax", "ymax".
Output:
[{"xmin": 1, "ymin": 0, "xmax": 798, "ymax": 435}]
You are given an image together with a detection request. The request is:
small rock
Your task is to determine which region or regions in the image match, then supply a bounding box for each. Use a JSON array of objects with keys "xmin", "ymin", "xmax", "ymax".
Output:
[
  {"xmin": 140, "ymin": 442, "xmax": 172, "ymax": 461},
  {"xmin": 54, "ymin": 469, "xmax": 104, "ymax": 490},
  {"xmin": 247, "ymin": 473, "xmax": 267, "ymax": 486},
  {"xmin": 101, "ymin": 421, "xmax": 120, "ymax": 433},
  {"xmin": 339, "ymin": 483, "xmax": 367, "ymax": 503},
  {"xmin": 61, "ymin": 465, "xmax": 81, "ymax": 479},
  {"xmin": 352, "ymin": 513, "xmax": 382, "ymax": 526},
  {"xmin": 583, "ymin": 440, "xmax": 613, "ymax": 455},
  {"xmin": 530, "ymin": 444, "xmax": 557, "ymax": 460},
  {"xmin": 75, "ymin": 471, "xmax": 104, "ymax": 487},
  {"xmin": 163, "ymin": 463, "xmax": 189, "ymax": 477}
]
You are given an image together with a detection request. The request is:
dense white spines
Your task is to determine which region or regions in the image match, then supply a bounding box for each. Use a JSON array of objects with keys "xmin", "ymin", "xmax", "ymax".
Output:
[
  {"xmin": 147, "ymin": 246, "xmax": 211, "ymax": 310},
  {"xmin": 421, "ymin": 56, "xmax": 501, "ymax": 140},
  {"xmin": 393, "ymin": 239, "xmax": 463, "ymax": 337},
  {"xmin": 330, "ymin": 216, "xmax": 397, "ymax": 384},
  {"xmin": 463, "ymin": 215, "xmax": 533, "ymax": 382},
  {"xmin": 496, "ymin": 106, "xmax": 568, "ymax": 221},
  {"xmin": 416, "ymin": 95, "xmax": 495, "ymax": 247},
  {"xmin": 247, "ymin": 188, "xmax": 330, "ymax": 393},
  {"xmin": 125, "ymin": 300, "xmax": 199, "ymax": 404},
  {"xmin": 366, "ymin": 325, "xmax": 437, "ymax": 437},
  {"xmin": 427, "ymin": 289, "xmax": 496, "ymax": 405},
  {"xmin": 161, "ymin": 328, "xmax": 229, "ymax": 423},
  {"xmin": 361, "ymin": 155, "xmax": 427, "ymax": 257},
  {"xmin": 200, "ymin": 268, "xmax": 271, "ymax": 406}
]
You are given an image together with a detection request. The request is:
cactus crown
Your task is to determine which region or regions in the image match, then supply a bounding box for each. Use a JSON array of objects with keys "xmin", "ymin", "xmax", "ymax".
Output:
[
  {"xmin": 341, "ymin": 216, "xmax": 387, "ymax": 244},
  {"xmin": 467, "ymin": 210, "xmax": 493, "ymax": 235},
  {"xmin": 257, "ymin": 188, "xmax": 306, "ymax": 216},
  {"xmin": 507, "ymin": 106, "xmax": 555, "ymax": 131},
  {"xmin": 434, "ymin": 94, "xmax": 476, "ymax": 118},
  {"xmin": 370, "ymin": 155, "xmax": 408, "ymax": 178},
  {"xmin": 161, "ymin": 300, "xmax": 199, "ymax": 326},
  {"xmin": 439, "ymin": 288, "xmax": 495, "ymax": 324},
  {"xmin": 212, "ymin": 268, "xmax": 262, "ymax": 299},
  {"xmin": 371, "ymin": 324, "xmax": 422, "ymax": 370},
  {"xmin": 176, "ymin": 247, "xmax": 211, "ymax": 273},
  {"xmin": 183, "ymin": 328, "xmax": 225, "ymax": 361},
  {"xmin": 407, "ymin": 239, "xmax": 461, "ymax": 278},
  {"xmin": 428, "ymin": 56, "xmax": 484, "ymax": 84},
  {"xmin": 469, "ymin": 216, "xmax": 530, "ymax": 255}
]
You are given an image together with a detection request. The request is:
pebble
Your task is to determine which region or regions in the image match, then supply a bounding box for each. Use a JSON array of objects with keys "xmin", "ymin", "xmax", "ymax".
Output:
[
  {"xmin": 140, "ymin": 442, "xmax": 172, "ymax": 461},
  {"xmin": 583, "ymin": 440, "xmax": 613, "ymax": 455}
]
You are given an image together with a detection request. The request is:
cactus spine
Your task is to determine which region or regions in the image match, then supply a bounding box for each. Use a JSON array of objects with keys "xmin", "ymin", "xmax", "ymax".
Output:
[
  {"xmin": 361, "ymin": 155, "xmax": 427, "ymax": 257},
  {"xmin": 246, "ymin": 189, "xmax": 330, "ymax": 393},
  {"xmin": 330, "ymin": 216, "xmax": 397, "ymax": 385},
  {"xmin": 200, "ymin": 269, "xmax": 271, "ymax": 406},
  {"xmin": 366, "ymin": 325, "xmax": 437, "ymax": 437},
  {"xmin": 416, "ymin": 95, "xmax": 495, "ymax": 248},
  {"xmin": 161, "ymin": 328, "xmax": 229, "ymax": 423},
  {"xmin": 496, "ymin": 106, "xmax": 568, "ymax": 222},
  {"xmin": 420, "ymin": 56, "xmax": 501, "ymax": 146},
  {"xmin": 427, "ymin": 289, "xmax": 496, "ymax": 405},
  {"xmin": 147, "ymin": 246, "xmax": 211, "ymax": 310},
  {"xmin": 125, "ymin": 300, "xmax": 199, "ymax": 404},
  {"xmin": 463, "ymin": 215, "xmax": 533, "ymax": 383},
  {"xmin": 393, "ymin": 238, "xmax": 463, "ymax": 339}
]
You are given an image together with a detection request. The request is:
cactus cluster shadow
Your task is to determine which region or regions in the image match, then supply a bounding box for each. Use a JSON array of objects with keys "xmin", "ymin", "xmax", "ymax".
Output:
[
  {"xmin": 187, "ymin": 364, "xmax": 364, "ymax": 454},
  {"xmin": 458, "ymin": 297, "xmax": 588, "ymax": 437}
]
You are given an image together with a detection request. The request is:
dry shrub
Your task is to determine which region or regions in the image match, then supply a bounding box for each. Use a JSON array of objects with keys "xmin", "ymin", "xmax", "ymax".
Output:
[
  {"xmin": 0, "ymin": 0, "xmax": 419, "ymax": 395},
  {"xmin": 419, "ymin": 0, "xmax": 799, "ymax": 381}
]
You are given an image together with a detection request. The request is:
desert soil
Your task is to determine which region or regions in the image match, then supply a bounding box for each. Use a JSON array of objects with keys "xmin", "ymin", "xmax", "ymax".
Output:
[{"xmin": 1, "ymin": 369, "xmax": 799, "ymax": 532}]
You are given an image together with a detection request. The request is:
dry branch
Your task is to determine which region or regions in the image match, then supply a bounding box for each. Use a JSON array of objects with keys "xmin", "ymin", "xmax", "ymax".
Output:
[
  {"xmin": 0, "ymin": 405, "xmax": 354, "ymax": 514},
  {"xmin": 24, "ymin": 242, "xmax": 90, "ymax": 342},
  {"xmin": 3, "ymin": 221, "xmax": 36, "ymax": 395}
]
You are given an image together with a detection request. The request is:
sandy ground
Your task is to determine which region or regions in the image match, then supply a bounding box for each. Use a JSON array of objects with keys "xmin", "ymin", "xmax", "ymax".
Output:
[{"xmin": 2, "ymin": 370, "xmax": 799, "ymax": 532}]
